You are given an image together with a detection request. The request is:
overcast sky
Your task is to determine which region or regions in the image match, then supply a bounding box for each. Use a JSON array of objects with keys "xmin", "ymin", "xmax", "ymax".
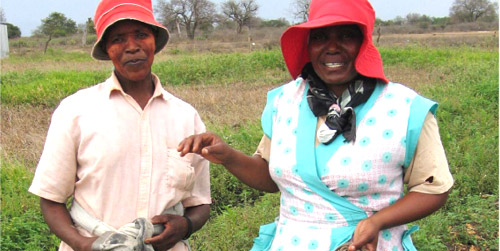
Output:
[{"xmin": 2, "ymin": 0, "xmax": 493, "ymax": 37}]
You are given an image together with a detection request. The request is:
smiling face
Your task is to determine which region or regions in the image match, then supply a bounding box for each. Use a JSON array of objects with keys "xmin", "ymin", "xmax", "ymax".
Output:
[
  {"xmin": 104, "ymin": 20, "xmax": 156, "ymax": 82},
  {"xmin": 307, "ymin": 24, "xmax": 363, "ymax": 93}
]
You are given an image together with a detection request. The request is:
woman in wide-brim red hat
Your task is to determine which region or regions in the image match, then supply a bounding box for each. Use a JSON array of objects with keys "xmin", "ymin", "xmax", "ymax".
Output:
[
  {"xmin": 179, "ymin": 0, "xmax": 453, "ymax": 250},
  {"xmin": 29, "ymin": 0, "xmax": 211, "ymax": 250}
]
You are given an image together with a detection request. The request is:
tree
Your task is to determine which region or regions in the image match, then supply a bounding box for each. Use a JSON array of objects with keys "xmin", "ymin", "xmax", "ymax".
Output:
[
  {"xmin": 222, "ymin": 0, "xmax": 259, "ymax": 34},
  {"xmin": 260, "ymin": 18, "xmax": 290, "ymax": 28},
  {"xmin": 38, "ymin": 12, "xmax": 77, "ymax": 53},
  {"xmin": 6, "ymin": 23, "xmax": 21, "ymax": 38},
  {"xmin": 156, "ymin": 0, "xmax": 216, "ymax": 40},
  {"xmin": 0, "ymin": 7, "xmax": 6, "ymax": 23},
  {"xmin": 450, "ymin": 0, "xmax": 499, "ymax": 22},
  {"xmin": 80, "ymin": 18, "xmax": 95, "ymax": 46},
  {"xmin": 292, "ymin": 0, "xmax": 310, "ymax": 23}
]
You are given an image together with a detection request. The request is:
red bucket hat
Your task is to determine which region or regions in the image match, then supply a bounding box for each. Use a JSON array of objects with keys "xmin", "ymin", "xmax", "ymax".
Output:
[
  {"xmin": 91, "ymin": 0, "xmax": 170, "ymax": 60},
  {"xmin": 280, "ymin": 0, "xmax": 388, "ymax": 83}
]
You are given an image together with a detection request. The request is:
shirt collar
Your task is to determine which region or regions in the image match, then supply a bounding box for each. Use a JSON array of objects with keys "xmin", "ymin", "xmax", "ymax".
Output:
[{"xmin": 106, "ymin": 72, "xmax": 172, "ymax": 101}]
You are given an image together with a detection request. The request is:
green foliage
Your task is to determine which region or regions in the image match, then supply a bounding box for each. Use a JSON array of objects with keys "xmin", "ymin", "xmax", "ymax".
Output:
[
  {"xmin": 38, "ymin": 12, "xmax": 77, "ymax": 38},
  {"xmin": 1, "ymin": 159, "xmax": 60, "ymax": 250},
  {"xmin": 6, "ymin": 23, "xmax": 21, "ymax": 38},
  {"xmin": 208, "ymin": 122, "xmax": 265, "ymax": 214},
  {"xmin": 190, "ymin": 193, "xmax": 280, "ymax": 250},
  {"xmin": 418, "ymin": 48, "xmax": 498, "ymax": 197},
  {"xmin": 1, "ymin": 70, "xmax": 109, "ymax": 107},
  {"xmin": 153, "ymin": 50, "xmax": 286, "ymax": 86},
  {"xmin": 259, "ymin": 18, "xmax": 290, "ymax": 28},
  {"xmin": 412, "ymin": 192, "xmax": 499, "ymax": 250},
  {"xmin": 450, "ymin": 0, "xmax": 499, "ymax": 22}
]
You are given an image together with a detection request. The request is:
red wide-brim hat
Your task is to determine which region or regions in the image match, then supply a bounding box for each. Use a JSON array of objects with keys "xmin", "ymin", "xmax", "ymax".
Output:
[
  {"xmin": 91, "ymin": 0, "xmax": 169, "ymax": 60},
  {"xmin": 280, "ymin": 0, "xmax": 388, "ymax": 83}
]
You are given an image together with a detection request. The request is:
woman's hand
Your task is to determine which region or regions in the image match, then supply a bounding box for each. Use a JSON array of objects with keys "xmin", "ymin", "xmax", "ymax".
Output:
[
  {"xmin": 177, "ymin": 132, "xmax": 234, "ymax": 165},
  {"xmin": 348, "ymin": 217, "xmax": 380, "ymax": 251},
  {"xmin": 179, "ymin": 132, "xmax": 278, "ymax": 192},
  {"xmin": 144, "ymin": 214, "xmax": 188, "ymax": 251}
]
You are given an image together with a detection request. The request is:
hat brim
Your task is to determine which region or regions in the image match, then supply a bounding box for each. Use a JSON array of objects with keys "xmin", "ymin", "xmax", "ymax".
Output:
[
  {"xmin": 91, "ymin": 14, "xmax": 169, "ymax": 60},
  {"xmin": 280, "ymin": 16, "xmax": 361, "ymax": 79},
  {"xmin": 280, "ymin": 16, "xmax": 388, "ymax": 83}
]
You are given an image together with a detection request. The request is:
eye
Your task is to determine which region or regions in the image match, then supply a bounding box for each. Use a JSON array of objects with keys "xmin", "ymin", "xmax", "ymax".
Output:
[
  {"xmin": 110, "ymin": 37, "xmax": 124, "ymax": 44},
  {"xmin": 310, "ymin": 32, "xmax": 327, "ymax": 42},
  {"xmin": 340, "ymin": 29, "xmax": 362, "ymax": 41},
  {"xmin": 136, "ymin": 32, "xmax": 149, "ymax": 39}
]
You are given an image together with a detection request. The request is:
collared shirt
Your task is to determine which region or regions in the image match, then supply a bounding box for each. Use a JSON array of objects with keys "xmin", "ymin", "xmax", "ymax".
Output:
[{"xmin": 29, "ymin": 72, "xmax": 211, "ymax": 251}]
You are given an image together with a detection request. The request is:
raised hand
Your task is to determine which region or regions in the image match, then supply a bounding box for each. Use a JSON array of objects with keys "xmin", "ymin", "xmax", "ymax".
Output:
[{"xmin": 177, "ymin": 132, "xmax": 234, "ymax": 165}]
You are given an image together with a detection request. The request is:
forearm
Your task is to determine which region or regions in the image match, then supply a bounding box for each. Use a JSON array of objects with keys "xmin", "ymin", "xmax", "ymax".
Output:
[
  {"xmin": 40, "ymin": 198, "xmax": 95, "ymax": 251},
  {"xmin": 369, "ymin": 191, "xmax": 449, "ymax": 230},
  {"xmin": 222, "ymin": 149, "xmax": 278, "ymax": 193},
  {"xmin": 184, "ymin": 204, "xmax": 210, "ymax": 234}
]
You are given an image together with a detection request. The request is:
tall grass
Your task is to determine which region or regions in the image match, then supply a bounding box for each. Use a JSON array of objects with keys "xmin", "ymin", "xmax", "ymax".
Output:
[{"xmin": 1, "ymin": 45, "xmax": 498, "ymax": 250}]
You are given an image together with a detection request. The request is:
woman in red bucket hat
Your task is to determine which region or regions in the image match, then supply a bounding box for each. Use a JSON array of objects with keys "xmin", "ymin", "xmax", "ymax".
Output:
[
  {"xmin": 180, "ymin": 0, "xmax": 453, "ymax": 250},
  {"xmin": 28, "ymin": 0, "xmax": 211, "ymax": 250}
]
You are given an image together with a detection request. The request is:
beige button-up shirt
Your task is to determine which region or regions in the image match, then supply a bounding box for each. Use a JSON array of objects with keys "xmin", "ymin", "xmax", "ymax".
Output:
[{"xmin": 29, "ymin": 73, "xmax": 211, "ymax": 251}]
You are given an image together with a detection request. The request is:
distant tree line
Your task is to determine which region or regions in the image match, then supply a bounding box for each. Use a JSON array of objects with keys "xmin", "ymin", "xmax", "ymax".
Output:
[{"xmin": 1, "ymin": 0, "xmax": 498, "ymax": 47}]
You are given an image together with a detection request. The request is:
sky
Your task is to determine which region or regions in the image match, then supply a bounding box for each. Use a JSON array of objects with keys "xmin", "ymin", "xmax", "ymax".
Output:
[{"xmin": 0, "ymin": 0, "xmax": 488, "ymax": 37}]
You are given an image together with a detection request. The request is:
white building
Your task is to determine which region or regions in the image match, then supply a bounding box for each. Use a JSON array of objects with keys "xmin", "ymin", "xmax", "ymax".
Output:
[{"xmin": 1, "ymin": 23, "xmax": 9, "ymax": 58}]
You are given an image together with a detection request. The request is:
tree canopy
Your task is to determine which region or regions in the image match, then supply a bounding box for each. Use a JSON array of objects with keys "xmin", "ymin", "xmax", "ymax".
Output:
[
  {"xmin": 6, "ymin": 23, "xmax": 21, "ymax": 38},
  {"xmin": 38, "ymin": 12, "xmax": 77, "ymax": 38},
  {"xmin": 37, "ymin": 12, "xmax": 77, "ymax": 53},
  {"xmin": 156, "ymin": 0, "xmax": 216, "ymax": 40},
  {"xmin": 450, "ymin": 0, "xmax": 499, "ymax": 22},
  {"xmin": 222, "ymin": 0, "xmax": 259, "ymax": 34}
]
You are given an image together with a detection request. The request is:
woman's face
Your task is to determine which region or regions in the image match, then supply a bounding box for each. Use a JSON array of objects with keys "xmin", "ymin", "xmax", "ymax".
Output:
[
  {"xmin": 105, "ymin": 20, "xmax": 156, "ymax": 82},
  {"xmin": 307, "ymin": 24, "xmax": 363, "ymax": 88}
]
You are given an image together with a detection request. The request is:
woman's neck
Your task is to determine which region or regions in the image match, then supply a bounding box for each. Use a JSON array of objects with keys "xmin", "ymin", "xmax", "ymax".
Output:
[{"xmin": 115, "ymin": 71, "xmax": 154, "ymax": 110}]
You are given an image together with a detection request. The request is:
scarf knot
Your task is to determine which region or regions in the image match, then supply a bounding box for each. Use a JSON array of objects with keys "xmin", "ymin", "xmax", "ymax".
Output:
[{"xmin": 302, "ymin": 63, "xmax": 376, "ymax": 144}]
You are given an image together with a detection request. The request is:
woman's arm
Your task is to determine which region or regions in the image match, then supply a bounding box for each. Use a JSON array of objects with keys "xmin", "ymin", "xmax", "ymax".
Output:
[
  {"xmin": 178, "ymin": 132, "xmax": 279, "ymax": 192},
  {"xmin": 349, "ymin": 191, "xmax": 449, "ymax": 251},
  {"xmin": 40, "ymin": 198, "xmax": 97, "ymax": 251}
]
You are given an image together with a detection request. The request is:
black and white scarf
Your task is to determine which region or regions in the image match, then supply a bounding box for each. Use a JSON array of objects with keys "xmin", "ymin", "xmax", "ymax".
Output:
[{"xmin": 302, "ymin": 63, "xmax": 376, "ymax": 144}]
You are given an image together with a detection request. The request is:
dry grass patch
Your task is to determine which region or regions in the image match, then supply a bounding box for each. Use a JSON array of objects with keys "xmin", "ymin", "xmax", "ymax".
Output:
[
  {"xmin": 165, "ymin": 81, "xmax": 277, "ymax": 127},
  {"xmin": 1, "ymin": 105, "xmax": 53, "ymax": 168},
  {"xmin": 385, "ymin": 65, "xmax": 438, "ymax": 90}
]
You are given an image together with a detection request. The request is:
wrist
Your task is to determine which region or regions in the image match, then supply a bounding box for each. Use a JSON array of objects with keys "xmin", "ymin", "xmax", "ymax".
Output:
[
  {"xmin": 368, "ymin": 212, "xmax": 386, "ymax": 230},
  {"xmin": 182, "ymin": 215, "xmax": 193, "ymax": 240}
]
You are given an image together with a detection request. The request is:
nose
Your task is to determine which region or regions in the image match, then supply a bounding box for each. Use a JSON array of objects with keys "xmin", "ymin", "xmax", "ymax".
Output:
[
  {"xmin": 325, "ymin": 37, "xmax": 340, "ymax": 53},
  {"xmin": 124, "ymin": 36, "xmax": 140, "ymax": 53}
]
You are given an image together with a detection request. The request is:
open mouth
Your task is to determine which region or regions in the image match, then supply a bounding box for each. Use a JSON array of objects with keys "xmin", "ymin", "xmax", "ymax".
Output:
[{"xmin": 324, "ymin": 62, "xmax": 345, "ymax": 68}]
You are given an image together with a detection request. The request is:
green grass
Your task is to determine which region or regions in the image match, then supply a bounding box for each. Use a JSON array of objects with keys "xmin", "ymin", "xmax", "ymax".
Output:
[
  {"xmin": 1, "ymin": 159, "xmax": 59, "ymax": 251},
  {"xmin": 208, "ymin": 122, "xmax": 265, "ymax": 214},
  {"xmin": 189, "ymin": 193, "xmax": 280, "ymax": 250},
  {"xmin": 1, "ymin": 50, "xmax": 287, "ymax": 107},
  {"xmin": 1, "ymin": 45, "xmax": 498, "ymax": 250}
]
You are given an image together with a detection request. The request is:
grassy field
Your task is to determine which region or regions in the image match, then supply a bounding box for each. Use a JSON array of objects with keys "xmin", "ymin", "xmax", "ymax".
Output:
[{"xmin": 1, "ymin": 32, "xmax": 498, "ymax": 250}]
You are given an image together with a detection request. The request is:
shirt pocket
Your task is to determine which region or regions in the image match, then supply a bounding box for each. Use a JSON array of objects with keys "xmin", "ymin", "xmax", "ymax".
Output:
[{"xmin": 166, "ymin": 149, "xmax": 196, "ymax": 191}]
